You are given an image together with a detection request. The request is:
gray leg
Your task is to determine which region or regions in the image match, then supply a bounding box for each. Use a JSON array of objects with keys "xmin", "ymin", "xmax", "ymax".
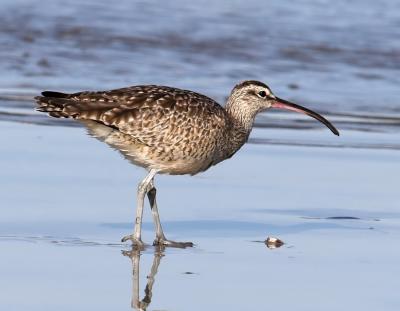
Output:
[
  {"xmin": 147, "ymin": 180, "xmax": 166, "ymax": 242},
  {"xmin": 147, "ymin": 178, "xmax": 194, "ymax": 248},
  {"xmin": 121, "ymin": 169, "xmax": 158, "ymax": 246}
]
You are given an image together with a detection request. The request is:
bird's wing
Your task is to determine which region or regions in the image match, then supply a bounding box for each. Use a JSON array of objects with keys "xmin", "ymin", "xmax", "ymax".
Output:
[{"xmin": 36, "ymin": 85, "xmax": 227, "ymax": 147}]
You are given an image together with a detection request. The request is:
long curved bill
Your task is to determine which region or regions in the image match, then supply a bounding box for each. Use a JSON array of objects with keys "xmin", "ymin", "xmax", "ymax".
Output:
[{"xmin": 271, "ymin": 97, "xmax": 339, "ymax": 136}]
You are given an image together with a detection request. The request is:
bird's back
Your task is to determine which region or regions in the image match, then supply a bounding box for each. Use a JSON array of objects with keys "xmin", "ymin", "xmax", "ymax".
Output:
[{"xmin": 36, "ymin": 85, "xmax": 230, "ymax": 175}]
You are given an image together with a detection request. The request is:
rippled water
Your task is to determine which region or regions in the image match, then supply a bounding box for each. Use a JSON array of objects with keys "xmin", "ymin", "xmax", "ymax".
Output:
[
  {"xmin": 1, "ymin": 1, "xmax": 400, "ymax": 310},
  {"xmin": 1, "ymin": 0, "xmax": 399, "ymax": 150}
]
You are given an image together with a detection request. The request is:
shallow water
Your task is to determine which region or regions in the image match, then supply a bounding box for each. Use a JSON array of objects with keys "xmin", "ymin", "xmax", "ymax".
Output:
[
  {"xmin": 1, "ymin": 0, "xmax": 400, "ymax": 148},
  {"xmin": 0, "ymin": 0, "xmax": 400, "ymax": 310},
  {"xmin": 1, "ymin": 121, "xmax": 400, "ymax": 310}
]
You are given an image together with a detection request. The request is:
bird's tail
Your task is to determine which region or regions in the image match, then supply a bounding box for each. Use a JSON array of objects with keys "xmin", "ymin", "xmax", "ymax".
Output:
[{"xmin": 35, "ymin": 91, "xmax": 77, "ymax": 118}]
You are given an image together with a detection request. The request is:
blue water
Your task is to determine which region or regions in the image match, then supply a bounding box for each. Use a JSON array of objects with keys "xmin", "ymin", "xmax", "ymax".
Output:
[
  {"xmin": 0, "ymin": 1, "xmax": 400, "ymax": 310},
  {"xmin": 1, "ymin": 1, "xmax": 400, "ymax": 111},
  {"xmin": 1, "ymin": 0, "xmax": 399, "ymax": 148}
]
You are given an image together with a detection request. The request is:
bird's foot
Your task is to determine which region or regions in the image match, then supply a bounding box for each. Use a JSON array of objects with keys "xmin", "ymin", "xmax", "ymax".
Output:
[
  {"xmin": 121, "ymin": 234, "xmax": 145, "ymax": 249},
  {"xmin": 153, "ymin": 238, "xmax": 194, "ymax": 248}
]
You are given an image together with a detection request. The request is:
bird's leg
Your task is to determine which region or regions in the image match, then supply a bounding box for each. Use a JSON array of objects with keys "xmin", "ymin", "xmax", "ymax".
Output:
[
  {"xmin": 121, "ymin": 169, "xmax": 158, "ymax": 247},
  {"xmin": 147, "ymin": 178, "xmax": 194, "ymax": 248},
  {"xmin": 146, "ymin": 180, "xmax": 166, "ymax": 241}
]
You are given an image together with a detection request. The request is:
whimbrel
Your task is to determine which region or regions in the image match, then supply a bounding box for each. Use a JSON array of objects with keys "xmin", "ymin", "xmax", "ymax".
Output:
[{"xmin": 35, "ymin": 80, "xmax": 339, "ymax": 248}]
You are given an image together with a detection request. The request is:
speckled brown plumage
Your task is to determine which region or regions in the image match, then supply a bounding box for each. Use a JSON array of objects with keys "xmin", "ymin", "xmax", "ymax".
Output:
[
  {"xmin": 35, "ymin": 81, "xmax": 339, "ymax": 247},
  {"xmin": 36, "ymin": 84, "xmax": 244, "ymax": 175}
]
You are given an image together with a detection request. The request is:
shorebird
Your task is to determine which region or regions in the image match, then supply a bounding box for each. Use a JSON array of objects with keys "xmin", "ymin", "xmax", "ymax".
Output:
[{"xmin": 35, "ymin": 80, "xmax": 339, "ymax": 248}]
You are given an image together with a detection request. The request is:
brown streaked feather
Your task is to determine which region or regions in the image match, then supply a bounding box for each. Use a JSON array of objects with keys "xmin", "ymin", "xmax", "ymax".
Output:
[{"xmin": 35, "ymin": 85, "xmax": 229, "ymax": 173}]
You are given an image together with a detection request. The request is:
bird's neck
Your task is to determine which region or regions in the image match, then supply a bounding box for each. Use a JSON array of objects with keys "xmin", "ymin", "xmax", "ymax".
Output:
[{"xmin": 224, "ymin": 100, "xmax": 257, "ymax": 153}]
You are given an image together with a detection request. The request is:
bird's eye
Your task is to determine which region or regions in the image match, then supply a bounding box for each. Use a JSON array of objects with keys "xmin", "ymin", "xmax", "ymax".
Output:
[{"xmin": 258, "ymin": 90, "xmax": 267, "ymax": 98}]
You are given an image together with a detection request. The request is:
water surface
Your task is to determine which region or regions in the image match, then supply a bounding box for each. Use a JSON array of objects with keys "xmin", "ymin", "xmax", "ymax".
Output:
[{"xmin": 0, "ymin": 0, "xmax": 399, "ymax": 310}]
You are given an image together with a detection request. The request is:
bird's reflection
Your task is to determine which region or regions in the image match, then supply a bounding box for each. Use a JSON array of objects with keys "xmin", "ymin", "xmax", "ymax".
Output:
[{"xmin": 122, "ymin": 246, "xmax": 165, "ymax": 311}]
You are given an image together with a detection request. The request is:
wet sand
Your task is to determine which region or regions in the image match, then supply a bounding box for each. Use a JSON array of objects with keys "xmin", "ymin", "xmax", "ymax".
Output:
[{"xmin": 1, "ymin": 120, "xmax": 399, "ymax": 310}]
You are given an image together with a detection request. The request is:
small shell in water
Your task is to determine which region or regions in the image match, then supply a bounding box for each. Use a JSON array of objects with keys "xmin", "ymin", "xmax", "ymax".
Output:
[{"xmin": 265, "ymin": 236, "xmax": 284, "ymax": 249}]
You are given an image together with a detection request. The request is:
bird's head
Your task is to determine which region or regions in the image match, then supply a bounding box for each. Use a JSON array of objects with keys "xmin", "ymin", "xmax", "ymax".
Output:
[{"xmin": 227, "ymin": 80, "xmax": 339, "ymax": 136}]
